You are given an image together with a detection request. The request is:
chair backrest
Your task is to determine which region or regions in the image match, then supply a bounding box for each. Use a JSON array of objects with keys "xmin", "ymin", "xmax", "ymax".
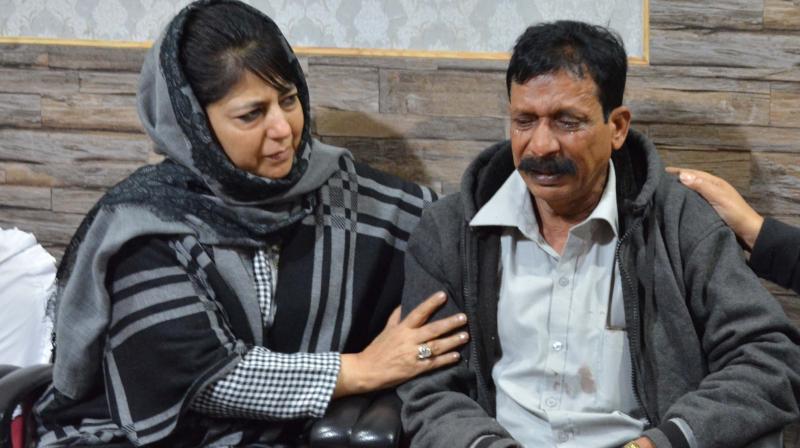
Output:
[{"xmin": 0, "ymin": 364, "xmax": 53, "ymax": 448}]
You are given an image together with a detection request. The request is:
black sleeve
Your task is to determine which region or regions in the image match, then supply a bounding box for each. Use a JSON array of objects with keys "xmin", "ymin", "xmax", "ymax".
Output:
[{"xmin": 749, "ymin": 217, "xmax": 800, "ymax": 294}]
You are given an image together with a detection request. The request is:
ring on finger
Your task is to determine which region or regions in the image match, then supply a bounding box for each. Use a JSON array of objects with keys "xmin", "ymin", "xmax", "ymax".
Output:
[{"xmin": 417, "ymin": 342, "xmax": 433, "ymax": 360}]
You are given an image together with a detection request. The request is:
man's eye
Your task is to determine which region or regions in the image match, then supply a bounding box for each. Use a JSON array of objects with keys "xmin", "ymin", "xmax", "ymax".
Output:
[
  {"xmin": 513, "ymin": 117, "xmax": 534, "ymax": 129},
  {"xmin": 238, "ymin": 109, "xmax": 262, "ymax": 123},
  {"xmin": 280, "ymin": 94, "xmax": 299, "ymax": 109},
  {"xmin": 557, "ymin": 118, "xmax": 581, "ymax": 130}
]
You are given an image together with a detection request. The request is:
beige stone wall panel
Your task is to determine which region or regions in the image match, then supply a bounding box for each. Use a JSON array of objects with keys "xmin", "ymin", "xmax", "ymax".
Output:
[
  {"xmin": 0, "ymin": 208, "xmax": 83, "ymax": 246},
  {"xmin": 748, "ymin": 152, "xmax": 800, "ymax": 216},
  {"xmin": 0, "ymin": 44, "xmax": 48, "ymax": 68},
  {"xmin": 657, "ymin": 149, "xmax": 752, "ymax": 191},
  {"xmin": 313, "ymin": 107, "xmax": 506, "ymax": 141},
  {"xmin": 46, "ymin": 46, "xmax": 145, "ymax": 72},
  {"xmin": 650, "ymin": 0, "xmax": 764, "ymax": 30},
  {"xmin": 0, "ymin": 67, "xmax": 79, "ymax": 95},
  {"xmin": 770, "ymin": 83, "xmax": 800, "ymax": 128},
  {"xmin": 79, "ymin": 71, "xmax": 140, "ymax": 95},
  {"xmin": 764, "ymin": 0, "xmax": 800, "ymax": 29},
  {"xmin": 380, "ymin": 70, "xmax": 507, "ymax": 118},
  {"xmin": 0, "ymin": 129, "xmax": 151, "ymax": 163},
  {"xmin": 648, "ymin": 124, "xmax": 800, "ymax": 153},
  {"xmin": 42, "ymin": 93, "xmax": 141, "ymax": 132},
  {"xmin": 627, "ymin": 84, "xmax": 770, "ymax": 126},
  {"xmin": 0, "ymin": 93, "xmax": 41, "ymax": 127},
  {"xmin": 650, "ymin": 29, "xmax": 800, "ymax": 68},
  {"xmin": 630, "ymin": 65, "xmax": 800, "ymax": 83},
  {"xmin": 307, "ymin": 65, "xmax": 379, "ymax": 113},
  {"xmin": 51, "ymin": 188, "xmax": 104, "ymax": 214},
  {"xmin": 0, "ymin": 162, "xmax": 140, "ymax": 189},
  {"xmin": 0, "ymin": 184, "xmax": 51, "ymax": 210}
]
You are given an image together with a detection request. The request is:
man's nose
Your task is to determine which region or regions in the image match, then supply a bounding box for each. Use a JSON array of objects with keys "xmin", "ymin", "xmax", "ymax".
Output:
[{"xmin": 528, "ymin": 121, "xmax": 560, "ymax": 157}]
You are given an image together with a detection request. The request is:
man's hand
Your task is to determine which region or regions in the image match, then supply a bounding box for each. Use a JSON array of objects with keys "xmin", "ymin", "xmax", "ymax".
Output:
[{"xmin": 625, "ymin": 436, "xmax": 655, "ymax": 448}]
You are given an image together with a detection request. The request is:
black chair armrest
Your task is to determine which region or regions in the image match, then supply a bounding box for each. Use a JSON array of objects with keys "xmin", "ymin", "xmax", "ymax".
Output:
[
  {"xmin": 308, "ymin": 390, "xmax": 401, "ymax": 448},
  {"xmin": 0, "ymin": 365, "xmax": 20, "ymax": 381},
  {"xmin": 309, "ymin": 394, "xmax": 372, "ymax": 447},
  {"xmin": 350, "ymin": 391, "xmax": 402, "ymax": 448},
  {"xmin": 0, "ymin": 364, "xmax": 53, "ymax": 446}
]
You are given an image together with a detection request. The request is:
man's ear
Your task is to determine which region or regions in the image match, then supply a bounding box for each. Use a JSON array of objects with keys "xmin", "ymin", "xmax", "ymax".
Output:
[{"xmin": 608, "ymin": 106, "xmax": 631, "ymax": 151}]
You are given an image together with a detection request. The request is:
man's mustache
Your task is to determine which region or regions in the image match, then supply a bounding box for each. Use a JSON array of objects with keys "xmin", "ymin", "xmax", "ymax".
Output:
[{"xmin": 518, "ymin": 156, "xmax": 577, "ymax": 176}]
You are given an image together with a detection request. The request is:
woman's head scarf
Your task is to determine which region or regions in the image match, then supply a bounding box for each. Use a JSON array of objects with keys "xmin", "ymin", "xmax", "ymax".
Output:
[{"xmin": 51, "ymin": 0, "xmax": 349, "ymax": 399}]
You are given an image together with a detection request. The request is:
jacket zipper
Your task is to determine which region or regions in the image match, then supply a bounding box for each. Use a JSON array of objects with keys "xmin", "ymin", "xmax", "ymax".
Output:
[
  {"xmin": 615, "ymin": 218, "xmax": 652, "ymax": 426},
  {"xmin": 461, "ymin": 224, "xmax": 492, "ymax": 410}
]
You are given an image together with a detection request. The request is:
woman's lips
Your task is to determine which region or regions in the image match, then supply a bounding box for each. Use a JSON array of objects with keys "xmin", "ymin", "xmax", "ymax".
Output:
[{"xmin": 265, "ymin": 148, "xmax": 291, "ymax": 162}]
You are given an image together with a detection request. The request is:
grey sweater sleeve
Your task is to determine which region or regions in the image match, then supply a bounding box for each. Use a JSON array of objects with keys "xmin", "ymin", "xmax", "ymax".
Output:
[
  {"xmin": 662, "ymin": 220, "xmax": 800, "ymax": 447},
  {"xmin": 397, "ymin": 204, "xmax": 519, "ymax": 448},
  {"xmin": 750, "ymin": 217, "xmax": 800, "ymax": 295}
]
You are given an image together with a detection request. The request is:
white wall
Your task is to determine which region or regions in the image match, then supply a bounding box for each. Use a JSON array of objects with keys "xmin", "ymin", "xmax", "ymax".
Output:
[{"xmin": 0, "ymin": 0, "xmax": 645, "ymax": 58}]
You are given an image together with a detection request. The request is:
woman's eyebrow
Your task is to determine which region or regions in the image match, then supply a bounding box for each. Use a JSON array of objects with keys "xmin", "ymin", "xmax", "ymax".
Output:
[{"xmin": 229, "ymin": 99, "xmax": 265, "ymax": 111}]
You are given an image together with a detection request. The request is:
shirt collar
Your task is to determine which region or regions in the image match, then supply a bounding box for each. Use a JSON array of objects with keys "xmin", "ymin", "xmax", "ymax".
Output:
[{"xmin": 470, "ymin": 163, "xmax": 619, "ymax": 239}]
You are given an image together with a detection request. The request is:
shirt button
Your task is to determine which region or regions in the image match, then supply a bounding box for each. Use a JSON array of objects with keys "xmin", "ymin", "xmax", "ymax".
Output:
[
  {"xmin": 556, "ymin": 431, "xmax": 570, "ymax": 443},
  {"xmin": 558, "ymin": 277, "xmax": 569, "ymax": 287},
  {"xmin": 552, "ymin": 341, "xmax": 563, "ymax": 351},
  {"xmin": 545, "ymin": 397, "xmax": 558, "ymax": 408}
]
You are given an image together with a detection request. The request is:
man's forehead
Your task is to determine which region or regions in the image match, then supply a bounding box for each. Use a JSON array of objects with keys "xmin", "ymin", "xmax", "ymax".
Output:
[{"xmin": 509, "ymin": 71, "xmax": 600, "ymax": 108}]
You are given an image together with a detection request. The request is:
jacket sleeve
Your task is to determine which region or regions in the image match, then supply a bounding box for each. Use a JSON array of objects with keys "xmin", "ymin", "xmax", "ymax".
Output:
[
  {"xmin": 749, "ymin": 217, "xmax": 800, "ymax": 295},
  {"xmin": 397, "ymin": 203, "xmax": 520, "ymax": 448},
  {"xmin": 661, "ymin": 220, "xmax": 800, "ymax": 448}
]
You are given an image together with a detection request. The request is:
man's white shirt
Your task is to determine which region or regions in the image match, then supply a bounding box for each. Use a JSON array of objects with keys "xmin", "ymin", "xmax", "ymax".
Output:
[{"xmin": 470, "ymin": 164, "xmax": 644, "ymax": 447}]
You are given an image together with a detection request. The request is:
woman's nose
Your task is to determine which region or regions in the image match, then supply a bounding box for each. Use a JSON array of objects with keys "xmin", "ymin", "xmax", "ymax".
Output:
[{"xmin": 265, "ymin": 110, "xmax": 292, "ymax": 140}]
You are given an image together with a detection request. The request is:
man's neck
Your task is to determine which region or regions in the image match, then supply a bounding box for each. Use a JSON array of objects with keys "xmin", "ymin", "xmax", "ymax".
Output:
[{"xmin": 533, "ymin": 176, "xmax": 608, "ymax": 255}]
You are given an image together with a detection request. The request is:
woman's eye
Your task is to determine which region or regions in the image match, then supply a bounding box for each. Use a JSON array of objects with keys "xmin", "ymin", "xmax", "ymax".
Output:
[
  {"xmin": 280, "ymin": 94, "xmax": 299, "ymax": 109},
  {"xmin": 238, "ymin": 109, "xmax": 262, "ymax": 123}
]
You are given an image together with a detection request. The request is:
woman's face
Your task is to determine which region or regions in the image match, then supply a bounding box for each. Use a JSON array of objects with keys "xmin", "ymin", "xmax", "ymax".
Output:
[{"xmin": 206, "ymin": 70, "xmax": 304, "ymax": 180}]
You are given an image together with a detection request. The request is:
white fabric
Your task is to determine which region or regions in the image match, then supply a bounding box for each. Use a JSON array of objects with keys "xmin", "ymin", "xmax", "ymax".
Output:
[
  {"xmin": 254, "ymin": 246, "xmax": 280, "ymax": 329},
  {"xmin": 0, "ymin": 227, "xmax": 56, "ymax": 367},
  {"xmin": 471, "ymin": 166, "xmax": 644, "ymax": 448},
  {"xmin": 191, "ymin": 346, "xmax": 340, "ymax": 419}
]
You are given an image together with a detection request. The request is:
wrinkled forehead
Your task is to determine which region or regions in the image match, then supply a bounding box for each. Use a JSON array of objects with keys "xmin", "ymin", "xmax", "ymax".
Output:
[{"xmin": 509, "ymin": 70, "xmax": 602, "ymax": 111}]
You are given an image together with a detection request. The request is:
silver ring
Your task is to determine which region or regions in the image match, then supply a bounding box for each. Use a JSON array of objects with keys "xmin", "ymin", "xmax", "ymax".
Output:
[{"xmin": 417, "ymin": 343, "xmax": 433, "ymax": 360}]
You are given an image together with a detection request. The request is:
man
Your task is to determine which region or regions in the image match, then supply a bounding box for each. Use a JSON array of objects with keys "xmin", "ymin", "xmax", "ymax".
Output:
[{"xmin": 398, "ymin": 21, "xmax": 800, "ymax": 448}]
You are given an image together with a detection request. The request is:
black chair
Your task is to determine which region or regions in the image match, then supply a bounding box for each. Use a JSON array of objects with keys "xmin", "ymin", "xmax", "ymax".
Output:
[
  {"xmin": 0, "ymin": 364, "xmax": 52, "ymax": 448},
  {"xmin": 0, "ymin": 364, "xmax": 402, "ymax": 448}
]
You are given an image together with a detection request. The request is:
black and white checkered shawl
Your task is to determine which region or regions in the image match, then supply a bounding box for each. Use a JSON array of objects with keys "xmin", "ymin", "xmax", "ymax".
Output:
[{"xmin": 35, "ymin": 156, "xmax": 435, "ymax": 447}]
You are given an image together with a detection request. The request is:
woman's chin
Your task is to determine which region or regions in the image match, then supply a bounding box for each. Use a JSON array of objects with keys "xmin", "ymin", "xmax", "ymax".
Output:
[{"xmin": 254, "ymin": 161, "xmax": 293, "ymax": 180}]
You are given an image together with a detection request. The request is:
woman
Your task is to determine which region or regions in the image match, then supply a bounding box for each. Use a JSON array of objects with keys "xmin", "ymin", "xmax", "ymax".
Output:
[
  {"xmin": 667, "ymin": 166, "xmax": 800, "ymax": 294},
  {"xmin": 35, "ymin": 1, "xmax": 467, "ymax": 445}
]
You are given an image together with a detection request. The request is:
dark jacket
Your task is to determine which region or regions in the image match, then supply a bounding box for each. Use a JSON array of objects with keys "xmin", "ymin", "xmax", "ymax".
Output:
[
  {"xmin": 398, "ymin": 130, "xmax": 800, "ymax": 448},
  {"xmin": 751, "ymin": 218, "xmax": 800, "ymax": 295}
]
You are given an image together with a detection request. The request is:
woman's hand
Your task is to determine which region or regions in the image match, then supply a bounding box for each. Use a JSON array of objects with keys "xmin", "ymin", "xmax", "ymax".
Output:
[
  {"xmin": 666, "ymin": 167, "xmax": 764, "ymax": 250},
  {"xmin": 334, "ymin": 291, "xmax": 468, "ymax": 398}
]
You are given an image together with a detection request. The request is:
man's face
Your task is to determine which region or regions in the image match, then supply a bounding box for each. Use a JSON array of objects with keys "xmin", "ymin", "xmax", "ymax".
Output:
[{"xmin": 509, "ymin": 70, "xmax": 629, "ymax": 215}]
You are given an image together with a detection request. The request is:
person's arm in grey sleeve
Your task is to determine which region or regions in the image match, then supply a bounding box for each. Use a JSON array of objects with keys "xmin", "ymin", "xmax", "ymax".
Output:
[
  {"xmin": 655, "ymin": 217, "xmax": 800, "ymax": 447},
  {"xmin": 397, "ymin": 204, "xmax": 520, "ymax": 448},
  {"xmin": 750, "ymin": 217, "xmax": 800, "ymax": 294}
]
